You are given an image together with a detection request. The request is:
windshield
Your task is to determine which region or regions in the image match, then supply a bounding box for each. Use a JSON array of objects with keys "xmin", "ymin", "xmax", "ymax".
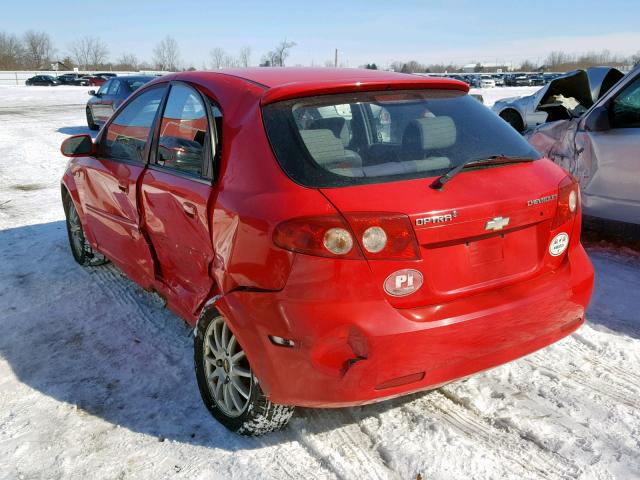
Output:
[{"xmin": 263, "ymin": 89, "xmax": 540, "ymax": 188}]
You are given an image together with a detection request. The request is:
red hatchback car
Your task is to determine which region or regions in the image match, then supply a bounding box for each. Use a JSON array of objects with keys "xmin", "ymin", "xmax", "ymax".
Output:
[{"xmin": 60, "ymin": 68, "xmax": 594, "ymax": 435}]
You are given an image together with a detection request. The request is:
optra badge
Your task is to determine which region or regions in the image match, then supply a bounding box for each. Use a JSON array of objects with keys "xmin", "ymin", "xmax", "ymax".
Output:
[{"xmin": 384, "ymin": 269, "xmax": 424, "ymax": 297}]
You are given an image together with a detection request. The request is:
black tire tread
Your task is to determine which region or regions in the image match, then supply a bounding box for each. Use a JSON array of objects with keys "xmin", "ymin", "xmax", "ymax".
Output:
[
  {"xmin": 62, "ymin": 191, "xmax": 108, "ymax": 266},
  {"xmin": 86, "ymin": 107, "xmax": 99, "ymax": 131}
]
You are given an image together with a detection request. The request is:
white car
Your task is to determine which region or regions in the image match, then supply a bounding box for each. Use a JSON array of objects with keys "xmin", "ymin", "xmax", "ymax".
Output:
[{"xmin": 480, "ymin": 78, "xmax": 496, "ymax": 88}]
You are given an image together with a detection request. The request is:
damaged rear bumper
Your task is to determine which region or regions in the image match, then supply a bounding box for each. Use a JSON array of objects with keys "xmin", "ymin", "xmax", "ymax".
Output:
[{"xmin": 215, "ymin": 247, "xmax": 594, "ymax": 408}]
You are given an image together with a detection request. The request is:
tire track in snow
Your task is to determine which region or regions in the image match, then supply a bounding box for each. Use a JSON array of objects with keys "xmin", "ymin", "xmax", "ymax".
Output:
[
  {"xmin": 88, "ymin": 264, "xmax": 190, "ymax": 352},
  {"xmin": 293, "ymin": 409, "xmax": 399, "ymax": 480},
  {"xmin": 405, "ymin": 390, "xmax": 582, "ymax": 479},
  {"xmin": 535, "ymin": 362, "xmax": 639, "ymax": 410},
  {"xmin": 564, "ymin": 336, "xmax": 640, "ymax": 387}
]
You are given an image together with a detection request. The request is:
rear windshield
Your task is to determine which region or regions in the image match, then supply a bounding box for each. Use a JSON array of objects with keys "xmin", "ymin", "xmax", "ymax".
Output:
[
  {"xmin": 263, "ymin": 89, "xmax": 541, "ymax": 188},
  {"xmin": 124, "ymin": 78, "xmax": 151, "ymax": 91}
]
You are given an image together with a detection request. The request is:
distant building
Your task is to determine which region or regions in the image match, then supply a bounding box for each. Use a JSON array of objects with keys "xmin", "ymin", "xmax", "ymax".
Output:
[
  {"xmin": 44, "ymin": 60, "xmax": 71, "ymax": 71},
  {"xmin": 462, "ymin": 62, "xmax": 514, "ymax": 73}
]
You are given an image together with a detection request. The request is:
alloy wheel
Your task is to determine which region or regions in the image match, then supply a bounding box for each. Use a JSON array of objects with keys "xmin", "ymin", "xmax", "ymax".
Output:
[
  {"xmin": 67, "ymin": 203, "xmax": 85, "ymax": 257},
  {"xmin": 203, "ymin": 317, "xmax": 252, "ymax": 417}
]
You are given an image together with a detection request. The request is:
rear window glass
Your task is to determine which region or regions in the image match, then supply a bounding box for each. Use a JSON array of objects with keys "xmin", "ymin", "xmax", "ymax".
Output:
[
  {"xmin": 124, "ymin": 78, "xmax": 151, "ymax": 91},
  {"xmin": 263, "ymin": 89, "xmax": 541, "ymax": 188}
]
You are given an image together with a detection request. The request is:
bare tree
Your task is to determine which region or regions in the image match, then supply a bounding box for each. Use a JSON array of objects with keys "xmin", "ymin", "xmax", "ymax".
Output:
[
  {"xmin": 0, "ymin": 32, "xmax": 23, "ymax": 69},
  {"xmin": 116, "ymin": 53, "xmax": 139, "ymax": 71},
  {"xmin": 23, "ymin": 30, "xmax": 54, "ymax": 69},
  {"xmin": 238, "ymin": 46, "xmax": 252, "ymax": 67},
  {"xmin": 153, "ymin": 36, "xmax": 180, "ymax": 71},
  {"xmin": 273, "ymin": 39, "xmax": 295, "ymax": 67},
  {"xmin": 519, "ymin": 60, "xmax": 537, "ymax": 71},
  {"xmin": 209, "ymin": 47, "xmax": 226, "ymax": 69},
  {"xmin": 261, "ymin": 40, "xmax": 296, "ymax": 67},
  {"xmin": 69, "ymin": 39, "xmax": 90, "ymax": 70},
  {"xmin": 88, "ymin": 38, "xmax": 108, "ymax": 69},
  {"xmin": 70, "ymin": 36, "xmax": 109, "ymax": 70},
  {"xmin": 389, "ymin": 61, "xmax": 404, "ymax": 72}
]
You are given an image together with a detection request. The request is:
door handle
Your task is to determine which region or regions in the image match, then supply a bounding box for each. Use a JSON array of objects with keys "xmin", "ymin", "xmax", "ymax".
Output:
[
  {"xmin": 182, "ymin": 202, "xmax": 197, "ymax": 218},
  {"xmin": 118, "ymin": 180, "xmax": 128, "ymax": 193}
]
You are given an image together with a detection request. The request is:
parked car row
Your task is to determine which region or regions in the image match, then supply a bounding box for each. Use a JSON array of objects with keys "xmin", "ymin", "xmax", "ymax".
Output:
[
  {"xmin": 436, "ymin": 72, "xmax": 563, "ymax": 88},
  {"xmin": 25, "ymin": 72, "xmax": 118, "ymax": 87}
]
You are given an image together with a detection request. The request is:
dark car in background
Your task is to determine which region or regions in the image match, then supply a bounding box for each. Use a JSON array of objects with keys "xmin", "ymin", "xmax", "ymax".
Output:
[
  {"xmin": 529, "ymin": 74, "xmax": 545, "ymax": 86},
  {"xmin": 25, "ymin": 75, "xmax": 60, "ymax": 86},
  {"xmin": 57, "ymin": 74, "xmax": 90, "ymax": 86},
  {"xmin": 86, "ymin": 75, "xmax": 155, "ymax": 129}
]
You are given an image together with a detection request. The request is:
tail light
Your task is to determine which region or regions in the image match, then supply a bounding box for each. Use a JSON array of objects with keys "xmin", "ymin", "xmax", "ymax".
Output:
[
  {"xmin": 344, "ymin": 212, "xmax": 421, "ymax": 260},
  {"xmin": 273, "ymin": 215, "xmax": 362, "ymax": 259},
  {"xmin": 552, "ymin": 175, "xmax": 579, "ymax": 229},
  {"xmin": 273, "ymin": 212, "xmax": 421, "ymax": 261}
]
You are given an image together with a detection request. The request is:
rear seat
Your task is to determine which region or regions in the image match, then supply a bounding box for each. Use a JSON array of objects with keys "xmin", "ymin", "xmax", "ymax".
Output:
[{"xmin": 298, "ymin": 116, "xmax": 456, "ymax": 178}]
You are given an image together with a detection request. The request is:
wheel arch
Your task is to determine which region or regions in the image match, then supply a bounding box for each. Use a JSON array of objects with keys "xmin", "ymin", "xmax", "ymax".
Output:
[
  {"xmin": 61, "ymin": 178, "xmax": 98, "ymax": 246},
  {"xmin": 196, "ymin": 294, "xmax": 276, "ymax": 398},
  {"xmin": 498, "ymin": 107, "xmax": 525, "ymax": 132}
]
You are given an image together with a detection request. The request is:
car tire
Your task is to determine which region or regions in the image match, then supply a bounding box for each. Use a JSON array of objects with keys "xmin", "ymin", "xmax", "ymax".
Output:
[
  {"xmin": 63, "ymin": 193, "xmax": 108, "ymax": 266},
  {"xmin": 194, "ymin": 310, "xmax": 294, "ymax": 436},
  {"xmin": 86, "ymin": 107, "xmax": 99, "ymax": 131},
  {"xmin": 500, "ymin": 109, "xmax": 525, "ymax": 133}
]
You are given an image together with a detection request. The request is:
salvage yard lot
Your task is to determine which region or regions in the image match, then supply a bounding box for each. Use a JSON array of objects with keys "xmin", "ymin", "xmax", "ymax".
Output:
[{"xmin": 1, "ymin": 85, "xmax": 639, "ymax": 480}]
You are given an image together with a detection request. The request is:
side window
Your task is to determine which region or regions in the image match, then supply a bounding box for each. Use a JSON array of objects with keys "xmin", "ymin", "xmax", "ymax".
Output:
[
  {"xmin": 102, "ymin": 86, "xmax": 166, "ymax": 163},
  {"xmin": 107, "ymin": 80, "xmax": 121, "ymax": 95},
  {"xmin": 97, "ymin": 79, "xmax": 111, "ymax": 96},
  {"xmin": 611, "ymin": 77, "xmax": 640, "ymax": 129},
  {"xmin": 156, "ymin": 83, "xmax": 209, "ymax": 177}
]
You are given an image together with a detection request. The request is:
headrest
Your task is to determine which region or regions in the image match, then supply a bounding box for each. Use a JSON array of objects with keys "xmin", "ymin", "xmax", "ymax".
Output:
[
  {"xmin": 299, "ymin": 129, "xmax": 361, "ymax": 170},
  {"xmin": 309, "ymin": 117, "xmax": 350, "ymax": 147},
  {"xmin": 309, "ymin": 117, "xmax": 345, "ymax": 136},
  {"xmin": 299, "ymin": 129, "xmax": 347, "ymax": 166},
  {"xmin": 402, "ymin": 116, "xmax": 456, "ymax": 151}
]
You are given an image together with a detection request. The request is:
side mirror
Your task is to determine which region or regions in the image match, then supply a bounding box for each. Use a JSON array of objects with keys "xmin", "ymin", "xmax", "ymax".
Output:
[
  {"xmin": 88, "ymin": 90, "xmax": 96, "ymax": 96},
  {"xmin": 584, "ymin": 105, "xmax": 610, "ymax": 132},
  {"xmin": 61, "ymin": 135, "xmax": 95, "ymax": 157}
]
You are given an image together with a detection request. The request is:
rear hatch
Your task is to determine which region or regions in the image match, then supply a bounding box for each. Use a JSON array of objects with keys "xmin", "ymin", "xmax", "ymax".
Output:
[
  {"xmin": 262, "ymin": 85, "xmax": 575, "ymax": 309},
  {"xmin": 321, "ymin": 160, "xmax": 567, "ymax": 308}
]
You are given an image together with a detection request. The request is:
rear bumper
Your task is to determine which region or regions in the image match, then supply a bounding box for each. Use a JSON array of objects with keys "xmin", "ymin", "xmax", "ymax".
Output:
[{"xmin": 217, "ymin": 245, "xmax": 594, "ymax": 408}]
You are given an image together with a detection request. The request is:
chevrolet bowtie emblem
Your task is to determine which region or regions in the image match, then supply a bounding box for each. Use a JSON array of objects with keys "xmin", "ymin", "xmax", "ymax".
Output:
[{"xmin": 485, "ymin": 216, "xmax": 510, "ymax": 231}]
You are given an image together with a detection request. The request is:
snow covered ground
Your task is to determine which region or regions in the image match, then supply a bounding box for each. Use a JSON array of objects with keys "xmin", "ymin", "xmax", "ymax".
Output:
[
  {"xmin": 470, "ymin": 86, "xmax": 539, "ymax": 107},
  {"xmin": 1, "ymin": 85, "xmax": 639, "ymax": 480}
]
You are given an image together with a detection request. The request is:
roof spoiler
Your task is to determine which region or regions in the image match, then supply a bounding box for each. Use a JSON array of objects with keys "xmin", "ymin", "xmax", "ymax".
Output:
[{"xmin": 260, "ymin": 78, "xmax": 469, "ymax": 105}]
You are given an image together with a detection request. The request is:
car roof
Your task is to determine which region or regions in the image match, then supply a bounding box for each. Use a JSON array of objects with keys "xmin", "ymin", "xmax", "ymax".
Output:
[
  {"xmin": 119, "ymin": 75, "xmax": 155, "ymax": 81},
  {"xmin": 169, "ymin": 67, "xmax": 469, "ymax": 105}
]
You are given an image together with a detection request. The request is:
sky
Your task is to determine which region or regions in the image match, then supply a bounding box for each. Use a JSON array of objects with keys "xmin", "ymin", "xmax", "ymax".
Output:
[{"xmin": 2, "ymin": 0, "xmax": 639, "ymax": 68}]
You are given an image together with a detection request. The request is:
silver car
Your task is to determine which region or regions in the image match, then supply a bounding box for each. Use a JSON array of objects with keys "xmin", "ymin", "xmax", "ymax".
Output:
[
  {"xmin": 493, "ymin": 67, "xmax": 624, "ymax": 133},
  {"xmin": 526, "ymin": 64, "xmax": 640, "ymax": 226}
]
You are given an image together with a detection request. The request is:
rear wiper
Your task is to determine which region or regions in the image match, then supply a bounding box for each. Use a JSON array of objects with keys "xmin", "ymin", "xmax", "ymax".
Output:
[{"xmin": 429, "ymin": 155, "xmax": 535, "ymax": 190}]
